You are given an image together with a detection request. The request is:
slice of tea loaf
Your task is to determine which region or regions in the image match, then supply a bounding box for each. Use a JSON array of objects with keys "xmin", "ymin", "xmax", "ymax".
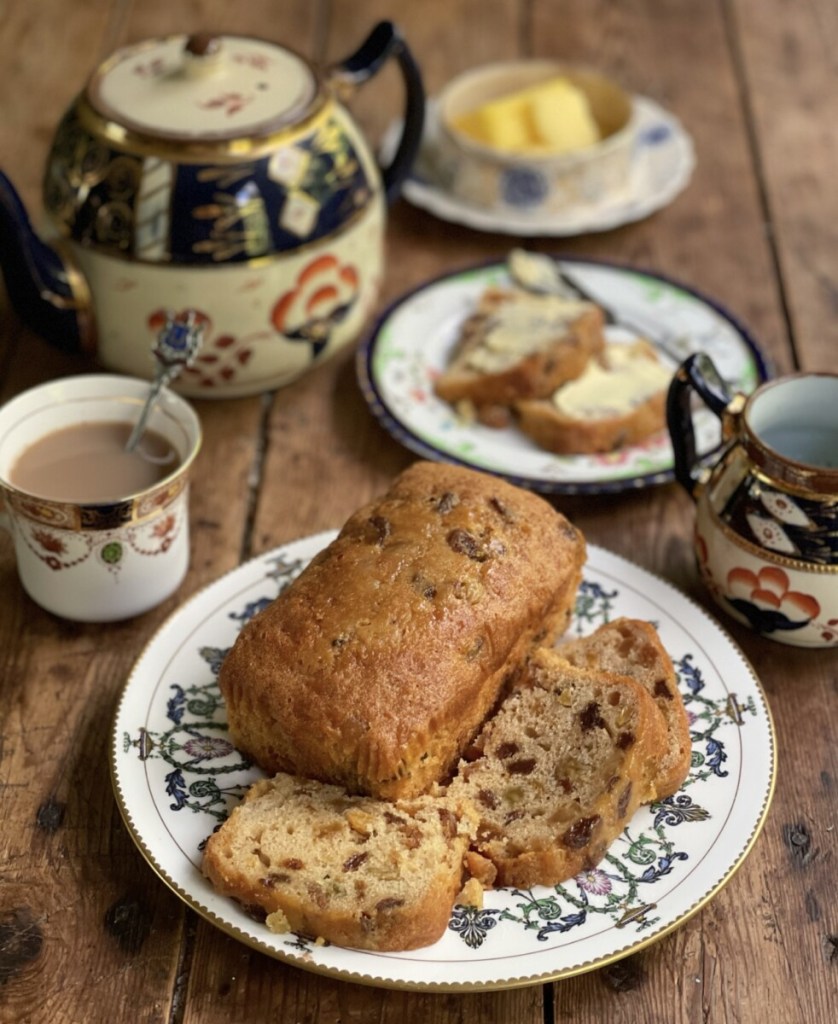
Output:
[
  {"xmin": 555, "ymin": 618, "xmax": 691, "ymax": 797},
  {"xmin": 434, "ymin": 287, "xmax": 605, "ymax": 407},
  {"xmin": 514, "ymin": 340, "xmax": 670, "ymax": 454},
  {"xmin": 202, "ymin": 773, "xmax": 478, "ymax": 952},
  {"xmin": 448, "ymin": 647, "xmax": 668, "ymax": 889}
]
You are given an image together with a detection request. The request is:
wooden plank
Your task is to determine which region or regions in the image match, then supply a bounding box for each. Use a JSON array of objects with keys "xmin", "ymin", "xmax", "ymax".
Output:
[{"xmin": 731, "ymin": 0, "xmax": 838, "ymax": 370}]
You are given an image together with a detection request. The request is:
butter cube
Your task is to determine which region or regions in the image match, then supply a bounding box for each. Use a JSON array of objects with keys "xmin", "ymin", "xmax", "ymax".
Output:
[
  {"xmin": 527, "ymin": 78, "xmax": 600, "ymax": 153},
  {"xmin": 450, "ymin": 76, "xmax": 601, "ymax": 155}
]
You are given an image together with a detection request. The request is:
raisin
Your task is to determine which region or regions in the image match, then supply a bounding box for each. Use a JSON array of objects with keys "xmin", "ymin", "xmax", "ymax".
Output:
[
  {"xmin": 654, "ymin": 679, "xmax": 673, "ymax": 700},
  {"xmin": 342, "ymin": 852, "xmax": 369, "ymax": 872},
  {"xmin": 376, "ymin": 897, "xmax": 405, "ymax": 913},
  {"xmin": 496, "ymin": 742, "xmax": 519, "ymax": 759},
  {"xmin": 331, "ymin": 635, "xmax": 349, "ymax": 650},
  {"xmin": 556, "ymin": 777, "xmax": 573, "ymax": 794},
  {"xmin": 411, "ymin": 572, "xmax": 437, "ymax": 600},
  {"xmin": 306, "ymin": 882, "xmax": 329, "ymax": 909},
  {"xmin": 579, "ymin": 702, "xmax": 606, "ymax": 731},
  {"xmin": 282, "ymin": 858, "xmax": 303, "ymax": 870},
  {"xmin": 488, "ymin": 496, "xmax": 514, "ymax": 522},
  {"xmin": 383, "ymin": 811, "xmax": 407, "ymax": 826},
  {"xmin": 436, "ymin": 491, "xmax": 459, "ymax": 513},
  {"xmin": 617, "ymin": 783, "xmax": 633, "ymax": 819},
  {"xmin": 400, "ymin": 827, "xmax": 422, "ymax": 850},
  {"xmin": 504, "ymin": 809, "xmax": 525, "ymax": 825},
  {"xmin": 447, "ymin": 528, "xmax": 486, "ymax": 560},
  {"xmin": 437, "ymin": 808, "xmax": 458, "ymax": 838},
  {"xmin": 508, "ymin": 758, "xmax": 537, "ymax": 775},
  {"xmin": 617, "ymin": 731, "xmax": 635, "ymax": 750},
  {"xmin": 561, "ymin": 815, "xmax": 601, "ymax": 850},
  {"xmin": 261, "ymin": 873, "xmax": 291, "ymax": 887},
  {"xmin": 368, "ymin": 515, "xmax": 391, "ymax": 544},
  {"xmin": 477, "ymin": 788, "xmax": 498, "ymax": 809}
]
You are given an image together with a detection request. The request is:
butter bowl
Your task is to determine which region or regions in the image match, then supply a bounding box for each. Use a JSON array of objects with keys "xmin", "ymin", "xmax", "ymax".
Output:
[{"xmin": 434, "ymin": 60, "xmax": 635, "ymax": 216}]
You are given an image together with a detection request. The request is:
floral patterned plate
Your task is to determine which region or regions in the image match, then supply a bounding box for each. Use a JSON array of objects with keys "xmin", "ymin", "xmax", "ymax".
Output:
[
  {"xmin": 111, "ymin": 532, "xmax": 776, "ymax": 992},
  {"xmin": 357, "ymin": 258, "xmax": 768, "ymax": 495},
  {"xmin": 385, "ymin": 96, "xmax": 695, "ymax": 236}
]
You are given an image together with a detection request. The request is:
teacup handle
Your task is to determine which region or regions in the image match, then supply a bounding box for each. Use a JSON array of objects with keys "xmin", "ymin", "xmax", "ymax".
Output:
[
  {"xmin": 330, "ymin": 21, "xmax": 425, "ymax": 204},
  {"xmin": 666, "ymin": 353, "xmax": 734, "ymax": 499}
]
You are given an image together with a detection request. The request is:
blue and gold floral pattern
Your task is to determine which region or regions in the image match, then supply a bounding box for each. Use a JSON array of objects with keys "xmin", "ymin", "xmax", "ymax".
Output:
[{"xmin": 112, "ymin": 535, "xmax": 775, "ymax": 989}]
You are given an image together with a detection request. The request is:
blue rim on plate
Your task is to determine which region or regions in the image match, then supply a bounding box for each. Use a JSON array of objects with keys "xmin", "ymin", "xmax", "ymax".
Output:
[{"xmin": 356, "ymin": 257, "xmax": 770, "ymax": 496}]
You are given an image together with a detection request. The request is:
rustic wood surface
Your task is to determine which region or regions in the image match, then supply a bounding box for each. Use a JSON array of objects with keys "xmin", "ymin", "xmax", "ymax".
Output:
[{"xmin": 1, "ymin": 1, "xmax": 835, "ymax": 1021}]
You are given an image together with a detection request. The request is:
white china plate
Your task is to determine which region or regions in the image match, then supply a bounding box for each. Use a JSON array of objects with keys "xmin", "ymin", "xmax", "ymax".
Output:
[
  {"xmin": 111, "ymin": 532, "xmax": 776, "ymax": 992},
  {"xmin": 387, "ymin": 96, "xmax": 695, "ymax": 236},
  {"xmin": 357, "ymin": 258, "xmax": 768, "ymax": 495}
]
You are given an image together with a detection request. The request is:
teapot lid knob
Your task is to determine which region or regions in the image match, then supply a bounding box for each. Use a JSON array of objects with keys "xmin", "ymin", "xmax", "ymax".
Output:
[
  {"xmin": 184, "ymin": 33, "xmax": 222, "ymax": 58},
  {"xmin": 183, "ymin": 33, "xmax": 223, "ymax": 77}
]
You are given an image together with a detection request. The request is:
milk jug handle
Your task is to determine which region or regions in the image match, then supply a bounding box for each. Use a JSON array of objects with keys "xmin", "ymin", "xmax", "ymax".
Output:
[
  {"xmin": 331, "ymin": 21, "xmax": 425, "ymax": 204},
  {"xmin": 666, "ymin": 353, "xmax": 733, "ymax": 499}
]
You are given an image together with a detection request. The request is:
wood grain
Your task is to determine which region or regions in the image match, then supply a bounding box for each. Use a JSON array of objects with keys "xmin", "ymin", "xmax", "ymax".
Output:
[{"xmin": 0, "ymin": 0, "xmax": 835, "ymax": 1022}]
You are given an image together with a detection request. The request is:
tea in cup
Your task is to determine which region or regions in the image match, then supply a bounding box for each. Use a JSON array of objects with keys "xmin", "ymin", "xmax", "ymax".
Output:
[
  {"xmin": 0, "ymin": 374, "xmax": 201, "ymax": 622},
  {"xmin": 667, "ymin": 354, "xmax": 838, "ymax": 648}
]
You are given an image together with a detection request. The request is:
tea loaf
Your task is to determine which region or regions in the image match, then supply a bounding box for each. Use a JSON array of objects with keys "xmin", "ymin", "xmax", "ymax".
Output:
[
  {"xmin": 556, "ymin": 618, "xmax": 691, "ymax": 797},
  {"xmin": 515, "ymin": 340, "xmax": 671, "ymax": 454},
  {"xmin": 448, "ymin": 647, "xmax": 669, "ymax": 888},
  {"xmin": 434, "ymin": 287, "xmax": 605, "ymax": 408},
  {"xmin": 218, "ymin": 460, "xmax": 586, "ymax": 800},
  {"xmin": 202, "ymin": 773, "xmax": 478, "ymax": 951}
]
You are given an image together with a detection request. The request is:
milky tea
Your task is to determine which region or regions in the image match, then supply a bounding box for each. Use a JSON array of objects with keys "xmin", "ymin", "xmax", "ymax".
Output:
[{"xmin": 9, "ymin": 420, "xmax": 178, "ymax": 503}]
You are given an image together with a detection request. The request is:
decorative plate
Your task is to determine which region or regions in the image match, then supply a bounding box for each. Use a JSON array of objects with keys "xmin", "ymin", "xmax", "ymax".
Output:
[
  {"xmin": 357, "ymin": 258, "xmax": 768, "ymax": 495},
  {"xmin": 385, "ymin": 96, "xmax": 695, "ymax": 236},
  {"xmin": 111, "ymin": 532, "xmax": 776, "ymax": 992}
]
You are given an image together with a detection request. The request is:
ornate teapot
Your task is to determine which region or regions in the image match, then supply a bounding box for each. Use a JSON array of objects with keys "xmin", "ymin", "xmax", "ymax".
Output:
[{"xmin": 0, "ymin": 23, "xmax": 423, "ymax": 397}]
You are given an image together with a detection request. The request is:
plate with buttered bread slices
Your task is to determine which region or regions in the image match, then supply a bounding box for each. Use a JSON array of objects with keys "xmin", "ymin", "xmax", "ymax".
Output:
[
  {"xmin": 357, "ymin": 256, "xmax": 769, "ymax": 495},
  {"xmin": 111, "ymin": 463, "xmax": 776, "ymax": 991}
]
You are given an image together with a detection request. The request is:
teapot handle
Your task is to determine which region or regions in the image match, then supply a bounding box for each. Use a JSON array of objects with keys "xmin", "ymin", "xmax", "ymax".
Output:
[
  {"xmin": 666, "ymin": 353, "xmax": 734, "ymax": 499},
  {"xmin": 332, "ymin": 21, "xmax": 424, "ymax": 204}
]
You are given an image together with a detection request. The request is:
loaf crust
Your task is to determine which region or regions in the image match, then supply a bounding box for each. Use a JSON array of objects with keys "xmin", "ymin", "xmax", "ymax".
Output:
[
  {"xmin": 448, "ymin": 647, "xmax": 669, "ymax": 888},
  {"xmin": 218, "ymin": 461, "xmax": 586, "ymax": 799},
  {"xmin": 202, "ymin": 773, "xmax": 478, "ymax": 951},
  {"xmin": 434, "ymin": 287, "xmax": 605, "ymax": 407},
  {"xmin": 555, "ymin": 618, "xmax": 691, "ymax": 797},
  {"xmin": 515, "ymin": 340, "xmax": 669, "ymax": 454}
]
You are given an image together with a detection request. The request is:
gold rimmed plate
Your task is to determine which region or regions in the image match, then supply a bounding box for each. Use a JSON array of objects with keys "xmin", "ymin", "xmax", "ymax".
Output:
[{"xmin": 110, "ymin": 531, "xmax": 775, "ymax": 991}]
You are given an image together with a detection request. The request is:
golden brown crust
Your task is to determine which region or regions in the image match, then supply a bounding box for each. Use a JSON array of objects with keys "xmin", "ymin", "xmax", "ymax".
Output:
[
  {"xmin": 218, "ymin": 461, "xmax": 586, "ymax": 799},
  {"xmin": 555, "ymin": 618, "xmax": 691, "ymax": 797},
  {"xmin": 434, "ymin": 288, "xmax": 606, "ymax": 406}
]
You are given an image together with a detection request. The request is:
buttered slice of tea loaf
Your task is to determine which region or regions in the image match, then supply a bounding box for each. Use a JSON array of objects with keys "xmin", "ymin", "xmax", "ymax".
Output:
[
  {"xmin": 218, "ymin": 460, "xmax": 585, "ymax": 800},
  {"xmin": 514, "ymin": 340, "xmax": 671, "ymax": 454},
  {"xmin": 202, "ymin": 773, "xmax": 478, "ymax": 952},
  {"xmin": 448, "ymin": 648, "xmax": 669, "ymax": 889},
  {"xmin": 434, "ymin": 287, "xmax": 605, "ymax": 408},
  {"xmin": 555, "ymin": 618, "xmax": 691, "ymax": 797}
]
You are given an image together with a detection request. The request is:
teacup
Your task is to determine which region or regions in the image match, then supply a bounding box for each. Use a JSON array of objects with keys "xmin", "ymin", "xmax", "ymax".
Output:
[
  {"xmin": 0, "ymin": 374, "xmax": 201, "ymax": 622},
  {"xmin": 667, "ymin": 354, "xmax": 838, "ymax": 648}
]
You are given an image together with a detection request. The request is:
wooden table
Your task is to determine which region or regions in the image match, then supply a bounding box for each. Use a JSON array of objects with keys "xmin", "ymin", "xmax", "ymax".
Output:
[{"xmin": 1, "ymin": 1, "xmax": 835, "ymax": 1021}]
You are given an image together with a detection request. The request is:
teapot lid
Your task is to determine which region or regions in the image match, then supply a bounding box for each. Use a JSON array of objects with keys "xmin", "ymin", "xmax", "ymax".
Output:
[{"xmin": 86, "ymin": 33, "xmax": 323, "ymax": 142}]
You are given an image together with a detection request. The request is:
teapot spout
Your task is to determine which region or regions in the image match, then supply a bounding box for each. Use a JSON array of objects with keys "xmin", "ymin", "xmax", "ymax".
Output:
[{"xmin": 0, "ymin": 170, "xmax": 93, "ymax": 352}]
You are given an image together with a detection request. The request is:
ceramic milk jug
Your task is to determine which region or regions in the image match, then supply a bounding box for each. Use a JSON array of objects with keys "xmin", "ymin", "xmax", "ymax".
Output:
[{"xmin": 667, "ymin": 353, "xmax": 838, "ymax": 648}]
